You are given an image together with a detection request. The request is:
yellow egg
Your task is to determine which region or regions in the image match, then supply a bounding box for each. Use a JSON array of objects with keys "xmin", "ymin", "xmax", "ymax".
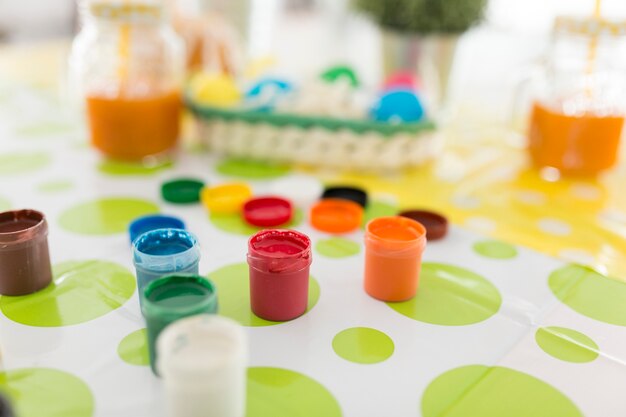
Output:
[{"xmin": 191, "ymin": 73, "xmax": 241, "ymax": 107}]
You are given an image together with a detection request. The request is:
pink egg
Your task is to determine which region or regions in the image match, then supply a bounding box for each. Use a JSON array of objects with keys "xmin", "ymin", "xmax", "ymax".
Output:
[{"xmin": 383, "ymin": 71, "xmax": 421, "ymax": 91}]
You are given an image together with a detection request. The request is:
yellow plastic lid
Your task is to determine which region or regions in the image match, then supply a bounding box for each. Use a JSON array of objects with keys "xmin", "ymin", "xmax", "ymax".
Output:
[{"xmin": 201, "ymin": 183, "xmax": 253, "ymax": 215}]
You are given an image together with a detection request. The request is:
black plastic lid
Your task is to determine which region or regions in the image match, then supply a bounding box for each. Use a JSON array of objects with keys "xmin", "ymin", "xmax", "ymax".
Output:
[{"xmin": 321, "ymin": 186, "xmax": 368, "ymax": 208}]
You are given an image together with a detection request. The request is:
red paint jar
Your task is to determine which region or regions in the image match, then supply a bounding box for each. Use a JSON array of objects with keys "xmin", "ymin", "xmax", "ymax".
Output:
[{"xmin": 247, "ymin": 229, "xmax": 312, "ymax": 321}]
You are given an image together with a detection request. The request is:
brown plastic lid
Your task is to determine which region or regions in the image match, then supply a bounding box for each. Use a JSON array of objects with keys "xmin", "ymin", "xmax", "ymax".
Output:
[{"xmin": 398, "ymin": 209, "xmax": 448, "ymax": 240}]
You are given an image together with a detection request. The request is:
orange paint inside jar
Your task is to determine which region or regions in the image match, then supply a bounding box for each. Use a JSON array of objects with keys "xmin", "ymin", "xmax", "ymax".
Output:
[
  {"xmin": 364, "ymin": 216, "xmax": 426, "ymax": 302},
  {"xmin": 528, "ymin": 101, "xmax": 624, "ymax": 175},
  {"xmin": 86, "ymin": 90, "xmax": 182, "ymax": 161}
]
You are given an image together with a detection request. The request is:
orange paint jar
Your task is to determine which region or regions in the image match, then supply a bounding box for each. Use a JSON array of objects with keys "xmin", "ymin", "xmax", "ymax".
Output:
[
  {"xmin": 364, "ymin": 216, "xmax": 426, "ymax": 302},
  {"xmin": 87, "ymin": 90, "xmax": 182, "ymax": 160},
  {"xmin": 528, "ymin": 101, "xmax": 624, "ymax": 175}
]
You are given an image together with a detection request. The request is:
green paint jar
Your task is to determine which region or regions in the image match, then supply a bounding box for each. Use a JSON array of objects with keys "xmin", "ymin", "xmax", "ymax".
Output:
[{"xmin": 141, "ymin": 274, "xmax": 218, "ymax": 375}]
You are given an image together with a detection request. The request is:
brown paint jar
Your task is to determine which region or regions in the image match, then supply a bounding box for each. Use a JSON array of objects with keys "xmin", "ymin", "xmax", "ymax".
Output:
[{"xmin": 0, "ymin": 209, "xmax": 53, "ymax": 296}]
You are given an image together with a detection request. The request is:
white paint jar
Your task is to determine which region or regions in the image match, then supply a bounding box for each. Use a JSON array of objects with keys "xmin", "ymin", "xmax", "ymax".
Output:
[{"xmin": 157, "ymin": 315, "xmax": 247, "ymax": 417}]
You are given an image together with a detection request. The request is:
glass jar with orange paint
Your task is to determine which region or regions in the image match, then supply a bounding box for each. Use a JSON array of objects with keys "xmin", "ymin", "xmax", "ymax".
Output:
[
  {"xmin": 69, "ymin": 0, "xmax": 185, "ymax": 161},
  {"xmin": 522, "ymin": 16, "xmax": 626, "ymax": 176}
]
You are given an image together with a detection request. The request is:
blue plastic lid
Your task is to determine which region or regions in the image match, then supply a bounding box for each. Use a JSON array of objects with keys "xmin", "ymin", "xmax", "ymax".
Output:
[{"xmin": 129, "ymin": 215, "xmax": 186, "ymax": 244}]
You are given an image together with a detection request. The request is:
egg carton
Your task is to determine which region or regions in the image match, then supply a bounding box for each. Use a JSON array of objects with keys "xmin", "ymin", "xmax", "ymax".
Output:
[{"xmin": 187, "ymin": 99, "xmax": 441, "ymax": 171}]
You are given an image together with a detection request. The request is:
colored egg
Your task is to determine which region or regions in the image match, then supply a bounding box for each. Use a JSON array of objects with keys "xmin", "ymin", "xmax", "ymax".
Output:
[
  {"xmin": 320, "ymin": 65, "xmax": 360, "ymax": 88},
  {"xmin": 383, "ymin": 71, "xmax": 421, "ymax": 91},
  {"xmin": 245, "ymin": 78, "xmax": 293, "ymax": 111},
  {"xmin": 191, "ymin": 73, "xmax": 241, "ymax": 108},
  {"xmin": 370, "ymin": 89, "xmax": 425, "ymax": 123}
]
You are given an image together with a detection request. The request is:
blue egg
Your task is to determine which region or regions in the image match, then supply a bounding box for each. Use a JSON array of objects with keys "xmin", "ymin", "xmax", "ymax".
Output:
[
  {"xmin": 245, "ymin": 78, "xmax": 293, "ymax": 111},
  {"xmin": 370, "ymin": 89, "xmax": 425, "ymax": 123}
]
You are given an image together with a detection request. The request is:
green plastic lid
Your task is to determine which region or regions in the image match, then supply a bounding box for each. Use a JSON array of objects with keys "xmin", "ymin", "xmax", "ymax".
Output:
[{"xmin": 161, "ymin": 178, "xmax": 205, "ymax": 204}]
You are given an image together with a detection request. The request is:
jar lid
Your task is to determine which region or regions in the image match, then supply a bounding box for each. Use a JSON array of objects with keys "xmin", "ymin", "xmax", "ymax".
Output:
[
  {"xmin": 200, "ymin": 183, "xmax": 253, "ymax": 215},
  {"xmin": 310, "ymin": 199, "xmax": 363, "ymax": 234},
  {"xmin": 128, "ymin": 214, "xmax": 185, "ymax": 243},
  {"xmin": 321, "ymin": 186, "xmax": 368, "ymax": 208},
  {"xmin": 554, "ymin": 16, "xmax": 626, "ymax": 37},
  {"xmin": 161, "ymin": 178, "xmax": 205, "ymax": 204},
  {"xmin": 243, "ymin": 197, "xmax": 293, "ymax": 227},
  {"xmin": 398, "ymin": 209, "xmax": 448, "ymax": 240}
]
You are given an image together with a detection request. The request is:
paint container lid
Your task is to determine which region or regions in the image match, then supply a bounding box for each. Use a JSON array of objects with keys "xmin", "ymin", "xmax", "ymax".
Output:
[
  {"xmin": 200, "ymin": 183, "xmax": 253, "ymax": 214},
  {"xmin": 268, "ymin": 175, "xmax": 323, "ymax": 208},
  {"xmin": 399, "ymin": 209, "xmax": 448, "ymax": 240},
  {"xmin": 243, "ymin": 196, "xmax": 293, "ymax": 227},
  {"xmin": 0, "ymin": 393, "xmax": 14, "ymax": 417},
  {"xmin": 128, "ymin": 215, "xmax": 185, "ymax": 244},
  {"xmin": 310, "ymin": 199, "xmax": 363, "ymax": 234},
  {"xmin": 161, "ymin": 178, "xmax": 205, "ymax": 204},
  {"xmin": 157, "ymin": 314, "xmax": 247, "ymax": 379},
  {"xmin": 322, "ymin": 186, "xmax": 368, "ymax": 208}
]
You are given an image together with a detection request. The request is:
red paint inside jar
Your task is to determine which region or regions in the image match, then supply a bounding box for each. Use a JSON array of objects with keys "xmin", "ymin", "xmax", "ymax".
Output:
[{"xmin": 247, "ymin": 229, "xmax": 312, "ymax": 321}]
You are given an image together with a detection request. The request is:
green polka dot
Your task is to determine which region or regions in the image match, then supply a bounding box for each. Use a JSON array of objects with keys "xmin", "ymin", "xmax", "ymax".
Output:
[
  {"xmin": 316, "ymin": 238, "xmax": 361, "ymax": 258},
  {"xmin": 118, "ymin": 328, "xmax": 149, "ymax": 366},
  {"xmin": 59, "ymin": 198, "xmax": 159, "ymax": 235},
  {"xmin": 549, "ymin": 264, "xmax": 626, "ymax": 326},
  {"xmin": 0, "ymin": 368, "xmax": 94, "ymax": 417},
  {"xmin": 208, "ymin": 263, "xmax": 319, "ymax": 327},
  {"xmin": 0, "ymin": 152, "xmax": 50, "ymax": 175},
  {"xmin": 15, "ymin": 122, "xmax": 74, "ymax": 137},
  {"xmin": 38, "ymin": 180, "xmax": 73, "ymax": 193},
  {"xmin": 98, "ymin": 159, "xmax": 173, "ymax": 176},
  {"xmin": 247, "ymin": 367, "xmax": 341, "ymax": 417},
  {"xmin": 216, "ymin": 158, "xmax": 290, "ymax": 179},
  {"xmin": 0, "ymin": 260, "xmax": 136, "ymax": 327},
  {"xmin": 387, "ymin": 262, "xmax": 501, "ymax": 326},
  {"xmin": 210, "ymin": 209, "xmax": 303, "ymax": 236},
  {"xmin": 535, "ymin": 326, "xmax": 599, "ymax": 363},
  {"xmin": 473, "ymin": 240, "xmax": 518, "ymax": 259},
  {"xmin": 332, "ymin": 327, "xmax": 394, "ymax": 364},
  {"xmin": 0, "ymin": 197, "xmax": 10, "ymax": 212},
  {"xmin": 422, "ymin": 365, "xmax": 582, "ymax": 417},
  {"xmin": 362, "ymin": 200, "xmax": 398, "ymax": 227}
]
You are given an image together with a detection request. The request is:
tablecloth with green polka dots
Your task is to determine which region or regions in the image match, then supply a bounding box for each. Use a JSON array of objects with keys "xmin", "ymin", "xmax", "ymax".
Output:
[{"xmin": 1, "ymin": 83, "xmax": 626, "ymax": 417}]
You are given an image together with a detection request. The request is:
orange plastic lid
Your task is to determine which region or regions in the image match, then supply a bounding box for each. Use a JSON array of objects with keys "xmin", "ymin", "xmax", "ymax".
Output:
[{"xmin": 310, "ymin": 199, "xmax": 363, "ymax": 234}]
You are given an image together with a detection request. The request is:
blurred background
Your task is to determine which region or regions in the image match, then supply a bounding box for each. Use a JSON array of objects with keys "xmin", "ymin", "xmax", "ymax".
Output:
[{"xmin": 2, "ymin": 0, "xmax": 626, "ymax": 123}]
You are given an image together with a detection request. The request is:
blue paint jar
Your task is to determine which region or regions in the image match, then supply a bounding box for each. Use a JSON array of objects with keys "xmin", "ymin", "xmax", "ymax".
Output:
[{"xmin": 132, "ymin": 228, "xmax": 200, "ymax": 300}]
